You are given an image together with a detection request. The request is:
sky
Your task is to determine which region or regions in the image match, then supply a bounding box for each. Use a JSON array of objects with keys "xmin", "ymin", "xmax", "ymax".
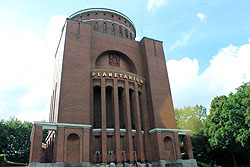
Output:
[{"xmin": 0, "ymin": 0, "xmax": 250, "ymax": 122}]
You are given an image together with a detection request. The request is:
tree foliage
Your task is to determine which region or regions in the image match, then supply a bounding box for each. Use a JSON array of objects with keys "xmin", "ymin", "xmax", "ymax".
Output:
[
  {"xmin": 0, "ymin": 117, "xmax": 32, "ymax": 163},
  {"xmin": 204, "ymin": 82, "xmax": 250, "ymax": 167},
  {"xmin": 175, "ymin": 105, "xmax": 207, "ymax": 135}
]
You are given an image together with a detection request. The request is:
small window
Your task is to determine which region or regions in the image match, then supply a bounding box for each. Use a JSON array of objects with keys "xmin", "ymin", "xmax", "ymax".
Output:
[
  {"xmin": 119, "ymin": 17, "xmax": 121, "ymax": 20},
  {"xmin": 130, "ymin": 32, "xmax": 132, "ymax": 39},
  {"xmin": 95, "ymin": 13, "xmax": 98, "ymax": 15},
  {"xmin": 111, "ymin": 15, "xmax": 114, "ymax": 17},
  {"xmin": 87, "ymin": 13, "xmax": 90, "ymax": 16},
  {"xmin": 95, "ymin": 22, "xmax": 99, "ymax": 30},
  {"xmin": 80, "ymin": 15, "xmax": 82, "ymax": 18},
  {"xmin": 112, "ymin": 24, "xmax": 115, "ymax": 32},
  {"xmin": 103, "ymin": 13, "xmax": 106, "ymax": 16},
  {"xmin": 125, "ymin": 20, "xmax": 127, "ymax": 23},
  {"xmin": 104, "ymin": 22, "xmax": 107, "ymax": 30}
]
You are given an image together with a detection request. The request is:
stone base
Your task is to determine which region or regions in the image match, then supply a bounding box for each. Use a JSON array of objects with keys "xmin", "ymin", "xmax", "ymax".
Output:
[
  {"xmin": 29, "ymin": 160, "xmax": 197, "ymax": 167},
  {"xmin": 29, "ymin": 162, "xmax": 92, "ymax": 167},
  {"xmin": 151, "ymin": 159, "xmax": 197, "ymax": 167}
]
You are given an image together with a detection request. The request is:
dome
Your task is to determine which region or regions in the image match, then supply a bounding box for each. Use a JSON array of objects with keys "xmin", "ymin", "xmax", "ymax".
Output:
[{"xmin": 68, "ymin": 8, "xmax": 136, "ymax": 40}]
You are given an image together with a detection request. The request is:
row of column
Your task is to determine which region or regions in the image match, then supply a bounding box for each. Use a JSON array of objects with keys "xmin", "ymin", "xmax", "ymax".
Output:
[{"xmin": 98, "ymin": 78, "xmax": 145, "ymax": 163}]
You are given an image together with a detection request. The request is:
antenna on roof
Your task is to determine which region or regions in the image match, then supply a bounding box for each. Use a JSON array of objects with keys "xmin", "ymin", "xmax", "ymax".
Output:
[{"xmin": 141, "ymin": 28, "xmax": 143, "ymax": 37}]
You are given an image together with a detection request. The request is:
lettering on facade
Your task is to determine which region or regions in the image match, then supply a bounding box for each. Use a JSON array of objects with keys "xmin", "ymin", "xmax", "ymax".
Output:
[{"xmin": 91, "ymin": 72, "xmax": 144, "ymax": 84}]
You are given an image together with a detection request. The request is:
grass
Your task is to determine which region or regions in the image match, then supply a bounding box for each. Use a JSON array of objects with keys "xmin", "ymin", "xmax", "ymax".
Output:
[{"xmin": 0, "ymin": 154, "xmax": 27, "ymax": 166}]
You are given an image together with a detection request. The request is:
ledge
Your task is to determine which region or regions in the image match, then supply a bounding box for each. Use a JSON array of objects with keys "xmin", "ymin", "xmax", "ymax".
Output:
[
  {"xmin": 149, "ymin": 128, "xmax": 191, "ymax": 134},
  {"xmin": 34, "ymin": 122, "xmax": 92, "ymax": 129}
]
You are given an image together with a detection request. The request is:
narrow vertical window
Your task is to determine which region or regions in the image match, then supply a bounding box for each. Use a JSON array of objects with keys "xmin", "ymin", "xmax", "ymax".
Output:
[
  {"xmin": 130, "ymin": 32, "xmax": 132, "ymax": 39},
  {"xmin": 125, "ymin": 29, "xmax": 128, "ymax": 38},
  {"xmin": 78, "ymin": 23, "xmax": 80, "ymax": 35},
  {"xmin": 104, "ymin": 22, "xmax": 107, "ymax": 30},
  {"xmin": 95, "ymin": 22, "xmax": 99, "ymax": 30},
  {"xmin": 93, "ymin": 86, "xmax": 101, "ymax": 128},
  {"xmin": 112, "ymin": 24, "xmax": 115, "ymax": 32},
  {"xmin": 119, "ymin": 26, "xmax": 122, "ymax": 37}
]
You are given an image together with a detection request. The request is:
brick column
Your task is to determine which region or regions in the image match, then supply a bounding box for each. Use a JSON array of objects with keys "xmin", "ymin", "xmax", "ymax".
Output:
[
  {"xmin": 82, "ymin": 128, "xmax": 90, "ymax": 162},
  {"xmin": 56, "ymin": 127, "xmax": 65, "ymax": 162},
  {"xmin": 124, "ymin": 81, "xmax": 134, "ymax": 162},
  {"xmin": 29, "ymin": 125, "xmax": 43, "ymax": 163},
  {"xmin": 174, "ymin": 132, "xmax": 181, "ymax": 159},
  {"xmin": 183, "ymin": 134, "xmax": 194, "ymax": 159},
  {"xmin": 134, "ymin": 84, "xmax": 145, "ymax": 162},
  {"xmin": 101, "ymin": 78, "xmax": 107, "ymax": 163},
  {"xmin": 113, "ymin": 79, "xmax": 121, "ymax": 162},
  {"xmin": 140, "ymin": 86, "xmax": 151, "ymax": 161}
]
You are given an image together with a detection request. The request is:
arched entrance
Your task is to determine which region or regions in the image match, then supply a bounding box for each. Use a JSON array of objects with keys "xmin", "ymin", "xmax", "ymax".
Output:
[
  {"xmin": 66, "ymin": 133, "xmax": 80, "ymax": 163},
  {"xmin": 164, "ymin": 136, "xmax": 175, "ymax": 160}
]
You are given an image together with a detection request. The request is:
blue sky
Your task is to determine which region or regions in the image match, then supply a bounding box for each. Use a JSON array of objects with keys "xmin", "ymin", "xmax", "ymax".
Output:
[{"xmin": 0, "ymin": 0, "xmax": 250, "ymax": 121}]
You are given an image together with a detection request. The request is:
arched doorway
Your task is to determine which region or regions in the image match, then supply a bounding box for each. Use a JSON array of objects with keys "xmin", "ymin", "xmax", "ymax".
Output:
[
  {"xmin": 164, "ymin": 136, "xmax": 175, "ymax": 160},
  {"xmin": 66, "ymin": 133, "xmax": 80, "ymax": 163}
]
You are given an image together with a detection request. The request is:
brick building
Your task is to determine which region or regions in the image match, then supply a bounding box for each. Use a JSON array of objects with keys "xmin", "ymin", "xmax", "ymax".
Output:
[{"xmin": 29, "ymin": 8, "xmax": 197, "ymax": 167}]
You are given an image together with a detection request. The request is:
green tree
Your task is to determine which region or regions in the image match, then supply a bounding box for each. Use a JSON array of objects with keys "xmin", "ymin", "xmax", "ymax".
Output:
[
  {"xmin": 175, "ymin": 105, "xmax": 207, "ymax": 135},
  {"xmin": 0, "ymin": 117, "xmax": 32, "ymax": 163},
  {"xmin": 175, "ymin": 105, "xmax": 211, "ymax": 163},
  {"xmin": 204, "ymin": 82, "xmax": 250, "ymax": 167}
]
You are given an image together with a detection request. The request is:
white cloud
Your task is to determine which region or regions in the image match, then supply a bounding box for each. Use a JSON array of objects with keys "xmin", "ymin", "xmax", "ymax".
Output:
[
  {"xmin": 0, "ymin": 15, "xmax": 66, "ymax": 122},
  {"xmin": 168, "ymin": 32, "xmax": 191, "ymax": 52},
  {"xmin": 147, "ymin": 0, "xmax": 167, "ymax": 12},
  {"xmin": 167, "ymin": 42, "xmax": 250, "ymax": 110},
  {"xmin": 197, "ymin": 13, "xmax": 206, "ymax": 22}
]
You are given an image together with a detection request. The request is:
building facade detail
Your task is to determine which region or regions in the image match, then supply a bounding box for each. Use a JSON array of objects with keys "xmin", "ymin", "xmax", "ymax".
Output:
[{"xmin": 29, "ymin": 8, "xmax": 197, "ymax": 167}]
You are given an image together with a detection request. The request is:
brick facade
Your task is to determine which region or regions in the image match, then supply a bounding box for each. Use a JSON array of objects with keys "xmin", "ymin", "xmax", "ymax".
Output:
[{"xmin": 29, "ymin": 8, "xmax": 196, "ymax": 167}]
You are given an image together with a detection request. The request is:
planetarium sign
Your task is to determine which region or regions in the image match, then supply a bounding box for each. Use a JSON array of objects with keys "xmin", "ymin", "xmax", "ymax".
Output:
[{"xmin": 91, "ymin": 70, "xmax": 144, "ymax": 84}]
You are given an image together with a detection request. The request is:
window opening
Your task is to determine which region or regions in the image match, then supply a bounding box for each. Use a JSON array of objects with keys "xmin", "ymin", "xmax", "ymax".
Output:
[
  {"xmin": 125, "ymin": 29, "xmax": 128, "ymax": 38},
  {"xmin": 104, "ymin": 22, "xmax": 107, "ymax": 30},
  {"xmin": 119, "ymin": 26, "xmax": 122, "ymax": 37},
  {"xmin": 95, "ymin": 22, "xmax": 99, "ymax": 30}
]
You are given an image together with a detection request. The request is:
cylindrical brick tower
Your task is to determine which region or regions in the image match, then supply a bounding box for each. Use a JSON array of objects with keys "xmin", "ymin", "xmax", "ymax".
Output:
[{"xmin": 29, "ymin": 8, "xmax": 197, "ymax": 167}]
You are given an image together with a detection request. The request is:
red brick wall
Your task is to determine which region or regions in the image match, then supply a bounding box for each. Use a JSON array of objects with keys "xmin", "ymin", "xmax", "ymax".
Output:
[
  {"xmin": 29, "ymin": 125, "xmax": 43, "ymax": 163},
  {"xmin": 140, "ymin": 38, "xmax": 177, "ymax": 129},
  {"xmin": 57, "ymin": 20, "xmax": 92, "ymax": 124}
]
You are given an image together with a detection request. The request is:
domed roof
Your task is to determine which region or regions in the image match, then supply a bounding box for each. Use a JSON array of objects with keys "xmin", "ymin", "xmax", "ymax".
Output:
[{"xmin": 68, "ymin": 8, "xmax": 136, "ymax": 34}]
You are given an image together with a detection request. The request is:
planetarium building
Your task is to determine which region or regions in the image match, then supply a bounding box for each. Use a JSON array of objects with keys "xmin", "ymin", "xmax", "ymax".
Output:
[{"xmin": 29, "ymin": 8, "xmax": 197, "ymax": 167}]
